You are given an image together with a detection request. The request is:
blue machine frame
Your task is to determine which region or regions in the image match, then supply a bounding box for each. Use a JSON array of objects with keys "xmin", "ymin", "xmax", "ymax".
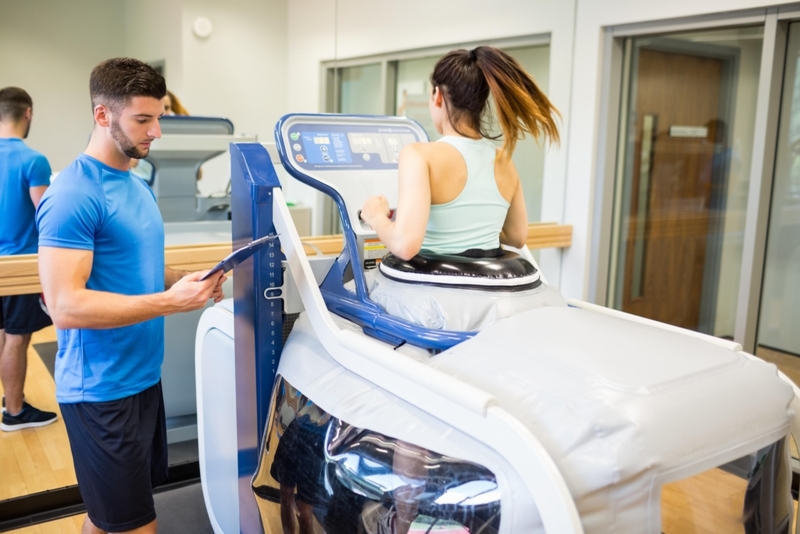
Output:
[
  {"xmin": 231, "ymin": 143, "xmax": 285, "ymax": 531},
  {"xmin": 274, "ymin": 114, "xmax": 474, "ymax": 352}
]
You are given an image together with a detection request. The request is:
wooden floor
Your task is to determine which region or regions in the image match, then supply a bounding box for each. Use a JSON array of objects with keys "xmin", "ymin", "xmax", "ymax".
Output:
[
  {"xmin": 3, "ymin": 332, "xmax": 800, "ymax": 533},
  {"xmin": 0, "ymin": 325, "xmax": 85, "ymax": 534},
  {"xmin": 7, "ymin": 514, "xmax": 87, "ymax": 534},
  {"xmin": 0, "ymin": 326, "xmax": 76, "ymax": 501},
  {"xmin": 757, "ymin": 345, "xmax": 800, "ymax": 387},
  {"xmin": 662, "ymin": 468, "xmax": 747, "ymax": 534}
]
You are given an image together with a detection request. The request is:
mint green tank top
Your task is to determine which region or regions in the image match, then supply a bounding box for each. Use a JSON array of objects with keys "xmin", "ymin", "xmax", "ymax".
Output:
[{"xmin": 421, "ymin": 136, "xmax": 510, "ymax": 255}]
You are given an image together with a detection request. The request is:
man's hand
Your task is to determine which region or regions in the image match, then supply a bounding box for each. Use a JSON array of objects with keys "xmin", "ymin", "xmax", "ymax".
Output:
[
  {"xmin": 40, "ymin": 247, "xmax": 229, "ymax": 330},
  {"xmin": 210, "ymin": 272, "xmax": 227, "ymax": 303},
  {"xmin": 166, "ymin": 271, "xmax": 225, "ymax": 312}
]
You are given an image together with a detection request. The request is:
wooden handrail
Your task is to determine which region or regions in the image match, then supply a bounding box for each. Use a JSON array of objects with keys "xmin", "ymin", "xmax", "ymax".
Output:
[{"xmin": 0, "ymin": 223, "xmax": 572, "ymax": 297}]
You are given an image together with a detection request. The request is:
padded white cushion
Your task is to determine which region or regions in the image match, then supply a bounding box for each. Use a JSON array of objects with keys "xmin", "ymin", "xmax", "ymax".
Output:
[
  {"xmin": 366, "ymin": 270, "xmax": 566, "ymax": 331},
  {"xmin": 430, "ymin": 306, "xmax": 795, "ymax": 532}
]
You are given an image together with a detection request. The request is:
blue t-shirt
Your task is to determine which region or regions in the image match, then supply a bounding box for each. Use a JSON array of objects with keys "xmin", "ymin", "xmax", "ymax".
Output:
[
  {"xmin": 36, "ymin": 154, "xmax": 165, "ymax": 403},
  {"xmin": 0, "ymin": 138, "xmax": 51, "ymax": 255}
]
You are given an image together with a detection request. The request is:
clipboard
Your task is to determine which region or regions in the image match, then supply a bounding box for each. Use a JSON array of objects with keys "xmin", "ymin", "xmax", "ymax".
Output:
[{"xmin": 200, "ymin": 234, "xmax": 280, "ymax": 281}]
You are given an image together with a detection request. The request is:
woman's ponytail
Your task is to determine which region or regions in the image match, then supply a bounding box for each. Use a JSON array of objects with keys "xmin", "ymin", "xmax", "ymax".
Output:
[
  {"xmin": 431, "ymin": 46, "xmax": 560, "ymax": 159},
  {"xmin": 473, "ymin": 47, "xmax": 559, "ymax": 158}
]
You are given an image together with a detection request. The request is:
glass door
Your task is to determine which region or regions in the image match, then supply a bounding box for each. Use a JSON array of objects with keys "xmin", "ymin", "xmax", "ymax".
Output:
[
  {"xmin": 608, "ymin": 26, "xmax": 764, "ymax": 336},
  {"xmin": 757, "ymin": 22, "xmax": 800, "ymax": 385}
]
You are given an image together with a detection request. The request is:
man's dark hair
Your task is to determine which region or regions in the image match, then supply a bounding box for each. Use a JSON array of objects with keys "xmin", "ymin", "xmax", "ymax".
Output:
[
  {"xmin": 0, "ymin": 87, "xmax": 33, "ymax": 122},
  {"xmin": 90, "ymin": 58, "xmax": 166, "ymax": 111}
]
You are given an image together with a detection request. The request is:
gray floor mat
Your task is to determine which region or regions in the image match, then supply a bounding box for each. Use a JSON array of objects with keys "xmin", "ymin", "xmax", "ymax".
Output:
[
  {"xmin": 154, "ymin": 482, "xmax": 214, "ymax": 534},
  {"xmin": 33, "ymin": 341, "xmax": 58, "ymax": 377}
]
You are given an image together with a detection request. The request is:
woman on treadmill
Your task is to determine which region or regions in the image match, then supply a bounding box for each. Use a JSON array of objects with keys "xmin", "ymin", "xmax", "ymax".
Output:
[
  {"xmin": 355, "ymin": 48, "xmax": 563, "ymax": 534},
  {"xmin": 360, "ymin": 46, "xmax": 559, "ymax": 261}
]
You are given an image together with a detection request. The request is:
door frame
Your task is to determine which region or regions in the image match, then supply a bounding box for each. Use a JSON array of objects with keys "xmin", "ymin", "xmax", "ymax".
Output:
[{"xmin": 591, "ymin": 7, "xmax": 789, "ymax": 353}]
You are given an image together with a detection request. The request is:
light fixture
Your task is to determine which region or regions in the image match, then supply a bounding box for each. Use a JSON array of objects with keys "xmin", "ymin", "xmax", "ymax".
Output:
[{"xmin": 193, "ymin": 16, "xmax": 213, "ymax": 39}]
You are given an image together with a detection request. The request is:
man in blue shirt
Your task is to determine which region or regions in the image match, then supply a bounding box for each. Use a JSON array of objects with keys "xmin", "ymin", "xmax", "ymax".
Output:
[
  {"xmin": 0, "ymin": 87, "xmax": 57, "ymax": 431},
  {"xmin": 36, "ymin": 59, "xmax": 225, "ymax": 534}
]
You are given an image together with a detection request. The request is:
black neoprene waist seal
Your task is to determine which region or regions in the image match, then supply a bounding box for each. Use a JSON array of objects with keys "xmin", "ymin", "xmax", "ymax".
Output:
[{"xmin": 452, "ymin": 247, "xmax": 506, "ymax": 259}]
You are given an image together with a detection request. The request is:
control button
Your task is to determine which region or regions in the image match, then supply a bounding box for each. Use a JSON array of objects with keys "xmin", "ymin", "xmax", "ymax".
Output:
[
  {"xmin": 296, "ymin": 154, "xmax": 305, "ymax": 163},
  {"xmin": 362, "ymin": 153, "xmax": 371, "ymax": 161},
  {"xmin": 320, "ymin": 145, "xmax": 328, "ymax": 153},
  {"xmin": 360, "ymin": 145, "xmax": 367, "ymax": 152},
  {"xmin": 290, "ymin": 132, "xmax": 300, "ymax": 141},
  {"xmin": 293, "ymin": 143, "xmax": 301, "ymax": 151},
  {"xmin": 392, "ymin": 146, "xmax": 398, "ymax": 153},
  {"xmin": 322, "ymin": 155, "xmax": 331, "ymax": 162}
]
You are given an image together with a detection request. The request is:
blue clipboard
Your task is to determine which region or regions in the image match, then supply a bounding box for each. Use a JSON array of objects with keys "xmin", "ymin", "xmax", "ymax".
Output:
[{"xmin": 200, "ymin": 234, "xmax": 280, "ymax": 281}]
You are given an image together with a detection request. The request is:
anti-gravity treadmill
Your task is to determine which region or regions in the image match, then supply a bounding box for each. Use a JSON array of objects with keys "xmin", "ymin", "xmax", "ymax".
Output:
[{"xmin": 195, "ymin": 114, "xmax": 800, "ymax": 534}]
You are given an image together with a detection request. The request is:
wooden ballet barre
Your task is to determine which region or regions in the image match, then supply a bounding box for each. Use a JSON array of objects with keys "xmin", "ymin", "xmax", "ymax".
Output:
[
  {"xmin": 297, "ymin": 223, "xmax": 573, "ymax": 256},
  {"xmin": 0, "ymin": 253, "xmax": 41, "ymax": 297},
  {"xmin": 0, "ymin": 244, "xmax": 236, "ymax": 298},
  {"xmin": 0, "ymin": 223, "xmax": 572, "ymax": 297}
]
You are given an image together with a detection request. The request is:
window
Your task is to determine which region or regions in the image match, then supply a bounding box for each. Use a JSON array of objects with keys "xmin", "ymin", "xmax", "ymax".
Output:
[
  {"xmin": 324, "ymin": 39, "xmax": 552, "ymax": 225},
  {"xmin": 335, "ymin": 63, "xmax": 383, "ymax": 115}
]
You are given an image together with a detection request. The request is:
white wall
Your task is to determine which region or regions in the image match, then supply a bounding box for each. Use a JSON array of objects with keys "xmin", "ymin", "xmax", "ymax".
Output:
[
  {"xmin": 123, "ymin": 0, "xmax": 289, "ymax": 197},
  {"xmin": 181, "ymin": 0, "xmax": 288, "ymax": 197},
  {"xmin": 0, "ymin": 0, "xmax": 125, "ymax": 171},
  {"xmin": 181, "ymin": 0, "xmax": 287, "ymax": 137},
  {"xmin": 1, "ymin": 0, "xmax": 287, "ymax": 189},
  {"xmin": 124, "ymin": 0, "xmax": 185, "ymax": 95}
]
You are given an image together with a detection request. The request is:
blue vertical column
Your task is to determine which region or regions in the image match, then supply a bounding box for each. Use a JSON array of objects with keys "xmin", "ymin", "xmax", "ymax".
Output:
[{"xmin": 230, "ymin": 143, "xmax": 284, "ymax": 533}]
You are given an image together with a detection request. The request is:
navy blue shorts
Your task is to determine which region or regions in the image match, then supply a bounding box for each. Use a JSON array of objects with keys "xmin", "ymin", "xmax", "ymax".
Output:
[
  {"xmin": 60, "ymin": 382, "xmax": 168, "ymax": 532},
  {"xmin": 270, "ymin": 417, "xmax": 327, "ymax": 505},
  {"xmin": 0, "ymin": 294, "xmax": 52, "ymax": 335}
]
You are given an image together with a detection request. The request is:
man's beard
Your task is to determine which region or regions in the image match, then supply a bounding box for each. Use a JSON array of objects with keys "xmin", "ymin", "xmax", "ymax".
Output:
[{"xmin": 110, "ymin": 118, "xmax": 148, "ymax": 159}]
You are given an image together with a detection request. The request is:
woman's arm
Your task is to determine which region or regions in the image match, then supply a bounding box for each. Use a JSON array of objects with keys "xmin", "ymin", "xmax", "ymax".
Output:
[
  {"xmin": 361, "ymin": 144, "xmax": 431, "ymax": 260},
  {"xmin": 499, "ymin": 171, "xmax": 528, "ymax": 248}
]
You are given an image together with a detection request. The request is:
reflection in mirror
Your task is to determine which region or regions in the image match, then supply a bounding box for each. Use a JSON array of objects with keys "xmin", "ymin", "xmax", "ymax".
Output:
[{"xmin": 253, "ymin": 376, "xmax": 502, "ymax": 534}]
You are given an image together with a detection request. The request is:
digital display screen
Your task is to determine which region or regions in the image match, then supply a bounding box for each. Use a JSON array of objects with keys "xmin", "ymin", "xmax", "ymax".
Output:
[
  {"xmin": 301, "ymin": 132, "xmax": 351, "ymax": 165},
  {"xmin": 286, "ymin": 123, "xmax": 421, "ymax": 171}
]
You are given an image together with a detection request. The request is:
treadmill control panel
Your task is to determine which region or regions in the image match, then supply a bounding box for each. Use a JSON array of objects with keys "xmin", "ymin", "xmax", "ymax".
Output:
[{"xmin": 286, "ymin": 123, "xmax": 421, "ymax": 170}]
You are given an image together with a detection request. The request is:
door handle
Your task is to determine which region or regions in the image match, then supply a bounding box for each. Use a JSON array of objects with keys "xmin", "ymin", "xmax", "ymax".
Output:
[{"xmin": 631, "ymin": 114, "xmax": 656, "ymax": 299}]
